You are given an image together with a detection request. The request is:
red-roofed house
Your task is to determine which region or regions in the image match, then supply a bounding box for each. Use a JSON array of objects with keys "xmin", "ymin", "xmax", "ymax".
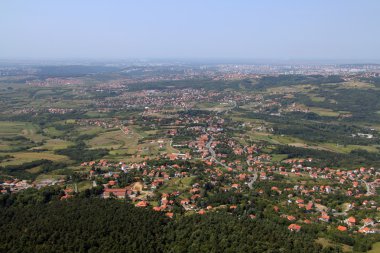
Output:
[
  {"xmin": 165, "ymin": 212, "xmax": 174, "ymax": 218},
  {"xmin": 337, "ymin": 226, "xmax": 347, "ymax": 232},
  {"xmin": 345, "ymin": 217, "xmax": 356, "ymax": 226},
  {"xmin": 135, "ymin": 201, "xmax": 149, "ymax": 207},
  {"xmin": 288, "ymin": 224, "xmax": 301, "ymax": 232},
  {"xmin": 103, "ymin": 188, "xmax": 127, "ymax": 199}
]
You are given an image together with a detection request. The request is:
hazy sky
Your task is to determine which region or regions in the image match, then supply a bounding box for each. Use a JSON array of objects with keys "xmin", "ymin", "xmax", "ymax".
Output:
[{"xmin": 1, "ymin": 0, "xmax": 379, "ymax": 61}]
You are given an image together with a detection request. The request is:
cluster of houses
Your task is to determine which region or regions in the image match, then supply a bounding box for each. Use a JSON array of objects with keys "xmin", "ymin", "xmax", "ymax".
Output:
[
  {"xmin": 76, "ymin": 119, "xmax": 119, "ymax": 129},
  {"xmin": 2, "ymin": 88, "xmax": 379, "ymax": 239},
  {"xmin": 47, "ymin": 108, "xmax": 74, "ymax": 114},
  {"xmin": 0, "ymin": 178, "xmax": 65, "ymax": 194},
  {"xmin": 77, "ymin": 155, "xmax": 379, "ymax": 236}
]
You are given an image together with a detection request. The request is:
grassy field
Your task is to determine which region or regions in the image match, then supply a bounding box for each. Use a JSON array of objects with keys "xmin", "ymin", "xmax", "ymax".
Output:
[
  {"xmin": 87, "ymin": 126, "xmax": 179, "ymax": 162},
  {"xmin": 267, "ymin": 84, "xmax": 317, "ymax": 94},
  {"xmin": 37, "ymin": 139, "xmax": 73, "ymax": 151},
  {"xmin": 67, "ymin": 181, "xmax": 93, "ymax": 192},
  {"xmin": 315, "ymin": 238, "xmax": 352, "ymax": 252},
  {"xmin": 0, "ymin": 121, "xmax": 30, "ymax": 136},
  {"xmin": 248, "ymin": 130, "xmax": 379, "ymax": 155},
  {"xmin": 271, "ymin": 154, "xmax": 288, "ymax": 162},
  {"xmin": 294, "ymin": 104, "xmax": 341, "ymax": 117},
  {"xmin": 34, "ymin": 174, "xmax": 66, "ymax": 184},
  {"xmin": 0, "ymin": 152, "xmax": 69, "ymax": 166},
  {"xmin": 84, "ymin": 111, "xmax": 110, "ymax": 118},
  {"xmin": 229, "ymin": 112, "xmax": 269, "ymax": 125},
  {"xmin": 308, "ymin": 107, "xmax": 341, "ymax": 117},
  {"xmin": 43, "ymin": 126, "xmax": 65, "ymax": 138},
  {"xmin": 25, "ymin": 165, "xmax": 44, "ymax": 174},
  {"xmin": 368, "ymin": 242, "xmax": 380, "ymax": 253},
  {"xmin": 249, "ymin": 131, "xmax": 306, "ymax": 146},
  {"xmin": 76, "ymin": 125, "xmax": 106, "ymax": 136},
  {"xmin": 158, "ymin": 177, "xmax": 194, "ymax": 194},
  {"xmin": 87, "ymin": 130, "xmax": 128, "ymax": 149},
  {"xmin": 0, "ymin": 121, "xmax": 51, "ymax": 152},
  {"xmin": 318, "ymin": 143, "xmax": 379, "ymax": 153},
  {"xmin": 308, "ymin": 94, "xmax": 326, "ymax": 102},
  {"xmin": 338, "ymin": 81, "xmax": 376, "ymax": 90},
  {"xmin": 0, "ymin": 121, "xmax": 45, "ymax": 140}
]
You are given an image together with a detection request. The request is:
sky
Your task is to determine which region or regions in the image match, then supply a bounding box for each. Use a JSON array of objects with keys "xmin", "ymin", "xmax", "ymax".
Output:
[{"xmin": 0, "ymin": 0, "xmax": 379, "ymax": 62}]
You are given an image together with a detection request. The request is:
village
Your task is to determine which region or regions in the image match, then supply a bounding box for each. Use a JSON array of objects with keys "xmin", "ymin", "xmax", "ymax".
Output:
[
  {"xmin": 2, "ymin": 114, "xmax": 379, "ymax": 236},
  {"xmin": 1, "ymin": 66, "xmax": 380, "ymax": 252}
]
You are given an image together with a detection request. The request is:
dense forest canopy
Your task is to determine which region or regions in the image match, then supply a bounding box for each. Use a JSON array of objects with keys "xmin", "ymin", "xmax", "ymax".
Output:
[{"xmin": 0, "ymin": 197, "xmax": 331, "ymax": 253}]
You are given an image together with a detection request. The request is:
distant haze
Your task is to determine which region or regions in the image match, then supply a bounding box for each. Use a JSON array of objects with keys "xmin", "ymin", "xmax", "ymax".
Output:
[{"xmin": 1, "ymin": 0, "xmax": 379, "ymax": 62}]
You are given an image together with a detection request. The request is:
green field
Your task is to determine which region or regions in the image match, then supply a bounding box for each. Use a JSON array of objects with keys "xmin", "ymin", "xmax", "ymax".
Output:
[
  {"xmin": 308, "ymin": 107, "xmax": 341, "ymax": 117},
  {"xmin": 315, "ymin": 238, "xmax": 352, "ymax": 253},
  {"xmin": 43, "ymin": 126, "xmax": 65, "ymax": 138},
  {"xmin": 158, "ymin": 177, "xmax": 194, "ymax": 194},
  {"xmin": 0, "ymin": 121, "xmax": 46, "ymax": 152},
  {"xmin": 37, "ymin": 139, "xmax": 73, "ymax": 151},
  {"xmin": 368, "ymin": 242, "xmax": 380, "ymax": 253},
  {"xmin": 0, "ymin": 121, "xmax": 45, "ymax": 141},
  {"xmin": 308, "ymin": 94, "xmax": 326, "ymax": 102},
  {"xmin": 0, "ymin": 152, "xmax": 69, "ymax": 166},
  {"xmin": 87, "ymin": 130, "xmax": 128, "ymax": 149}
]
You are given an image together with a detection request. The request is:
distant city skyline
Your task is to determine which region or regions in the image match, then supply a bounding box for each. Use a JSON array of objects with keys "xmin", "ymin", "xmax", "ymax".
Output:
[{"xmin": 1, "ymin": 0, "xmax": 379, "ymax": 61}]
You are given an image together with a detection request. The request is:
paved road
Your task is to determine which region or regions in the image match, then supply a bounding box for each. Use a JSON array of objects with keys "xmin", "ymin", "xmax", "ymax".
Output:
[
  {"xmin": 224, "ymin": 100, "xmax": 237, "ymax": 114},
  {"xmin": 247, "ymin": 171, "xmax": 258, "ymax": 189},
  {"xmin": 204, "ymin": 128, "xmax": 257, "ymax": 189},
  {"xmin": 246, "ymin": 159, "xmax": 258, "ymax": 189},
  {"xmin": 205, "ymin": 135, "xmax": 229, "ymax": 169},
  {"xmin": 361, "ymin": 179, "xmax": 375, "ymax": 195}
]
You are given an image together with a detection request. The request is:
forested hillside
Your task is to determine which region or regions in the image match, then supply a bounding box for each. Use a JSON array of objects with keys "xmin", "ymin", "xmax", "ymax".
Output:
[{"xmin": 0, "ymin": 197, "xmax": 332, "ymax": 253}]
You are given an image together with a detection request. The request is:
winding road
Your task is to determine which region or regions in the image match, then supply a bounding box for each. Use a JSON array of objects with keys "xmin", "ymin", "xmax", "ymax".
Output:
[
  {"xmin": 246, "ymin": 159, "xmax": 258, "ymax": 189},
  {"xmin": 204, "ymin": 135, "xmax": 229, "ymax": 169},
  {"xmin": 203, "ymin": 132, "xmax": 258, "ymax": 189}
]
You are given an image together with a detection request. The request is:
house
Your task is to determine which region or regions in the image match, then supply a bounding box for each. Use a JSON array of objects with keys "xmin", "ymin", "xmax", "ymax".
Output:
[
  {"xmin": 306, "ymin": 202, "xmax": 314, "ymax": 211},
  {"xmin": 180, "ymin": 198, "xmax": 190, "ymax": 205},
  {"xmin": 362, "ymin": 218, "xmax": 374, "ymax": 226},
  {"xmin": 135, "ymin": 201, "xmax": 149, "ymax": 207},
  {"xmin": 345, "ymin": 216, "xmax": 356, "ymax": 226},
  {"xmin": 319, "ymin": 213, "xmax": 330, "ymax": 223},
  {"xmin": 337, "ymin": 226, "xmax": 347, "ymax": 232},
  {"xmin": 288, "ymin": 224, "xmax": 301, "ymax": 232},
  {"xmin": 103, "ymin": 188, "xmax": 127, "ymax": 199},
  {"xmin": 358, "ymin": 227, "xmax": 375, "ymax": 234},
  {"xmin": 165, "ymin": 212, "xmax": 174, "ymax": 218},
  {"xmin": 231, "ymin": 183, "xmax": 240, "ymax": 189},
  {"xmin": 108, "ymin": 180, "xmax": 117, "ymax": 186}
]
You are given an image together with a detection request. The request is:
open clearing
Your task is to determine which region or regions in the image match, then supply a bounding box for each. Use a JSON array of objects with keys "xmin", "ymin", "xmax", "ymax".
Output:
[
  {"xmin": 368, "ymin": 242, "xmax": 380, "ymax": 253},
  {"xmin": 87, "ymin": 130, "xmax": 128, "ymax": 149},
  {"xmin": 0, "ymin": 121, "xmax": 47, "ymax": 142},
  {"xmin": 338, "ymin": 81, "xmax": 376, "ymax": 90},
  {"xmin": 0, "ymin": 152, "xmax": 69, "ymax": 166},
  {"xmin": 36, "ymin": 139, "xmax": 73, "ymax": 151},
  {"xmin": 158, "ymin": 177, "xmax": 194, "ymax": 194},
  {"xmin": 0, "ymin": 121, "xmax": 32, "ymax": 136},
  {"xmin": 315, "ymin": 238, "xmax": 352, "ymax": 252},
  {"xmin": 308, "ymin": 94, "xmax": 326, "ymax": 102}
]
